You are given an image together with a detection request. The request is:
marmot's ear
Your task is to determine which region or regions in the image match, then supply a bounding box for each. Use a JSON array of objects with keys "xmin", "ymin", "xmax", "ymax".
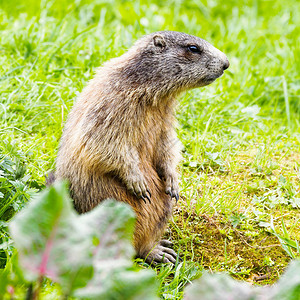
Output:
[{"xmin": 153, "ymin": 34, "xmax": 166, "ymax": 49}]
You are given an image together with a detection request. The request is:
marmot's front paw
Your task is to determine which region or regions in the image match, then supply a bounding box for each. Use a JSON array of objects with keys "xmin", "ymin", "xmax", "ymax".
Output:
[
  {"xmin": 165, "ymin": 174, "xmax": 179, "ymax": 202},
  {"xmin": 126, "ymin": 175, "xmax": 151, "ymax": 203}
]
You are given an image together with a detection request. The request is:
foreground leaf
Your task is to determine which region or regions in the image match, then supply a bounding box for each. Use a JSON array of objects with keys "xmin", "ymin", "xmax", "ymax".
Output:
[
  {"xmin": 184, "ymin": 272, "xmax": 259, "ymax": 300},
  {"xmin": 270, "ymin": 260, "xmax": 300, "ymax": 299},
  {"xmin": 9, "ymin": 181, "xmax": 158, "ymax": 299},
  {"xmin": 184, "ymin": 259, "xmax": 300, "ymax": 300},
  {"xmin": 9, "ymin": 182, "xmax": 94, "ymax": 294},
  {"xmin": 75, "ymin": 202, "xmax": 158, "ymax": 300}
]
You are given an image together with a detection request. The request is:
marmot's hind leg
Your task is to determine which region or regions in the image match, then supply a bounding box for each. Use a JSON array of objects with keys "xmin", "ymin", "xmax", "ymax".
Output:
[
  {"xmin": 45, "ymin": 171, "xmax": 56, "ymax": 187},
  {"xmin": 132, "ymin": 170, "xmax": 178, "ymax": 265},
  {"xmin": 143, "ymin": 240, "xmax": 178, "ymax": 265}
]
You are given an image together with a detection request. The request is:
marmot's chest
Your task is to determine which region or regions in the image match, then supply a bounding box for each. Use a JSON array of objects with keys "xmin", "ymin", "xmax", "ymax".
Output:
[{"xmin": 135, "ymin": 109, "xmax": 173, "ymax": 159}]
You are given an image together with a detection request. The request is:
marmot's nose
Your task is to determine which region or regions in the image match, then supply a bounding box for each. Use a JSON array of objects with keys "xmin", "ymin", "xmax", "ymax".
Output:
[{"xmin": 223, "ymin": 58, "xmax": 230, "ymax": 70}]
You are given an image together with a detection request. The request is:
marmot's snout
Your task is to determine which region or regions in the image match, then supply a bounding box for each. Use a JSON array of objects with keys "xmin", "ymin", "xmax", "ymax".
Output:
[
  {"xmin": 205, "ymin": 41, "xmax": 229, "ymax": 71},
  {"xmin": 223, "ymin": 58, "xmax": 230, "ymax": 70},
  {"xmin": 201, "ymin": 52, "xmax": 229, "ymax": 86}
]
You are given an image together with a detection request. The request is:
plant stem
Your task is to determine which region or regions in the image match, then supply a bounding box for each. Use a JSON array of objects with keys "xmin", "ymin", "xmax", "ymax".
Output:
[{"xmin": 25, "ymin": 283, "xmax": 33, "ymax": 300}]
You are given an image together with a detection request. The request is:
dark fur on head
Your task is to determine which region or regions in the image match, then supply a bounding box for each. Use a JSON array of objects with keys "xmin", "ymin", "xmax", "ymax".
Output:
[{"xmin": 116, "ymin": 31, "xmax": 229, "ymax": 102}]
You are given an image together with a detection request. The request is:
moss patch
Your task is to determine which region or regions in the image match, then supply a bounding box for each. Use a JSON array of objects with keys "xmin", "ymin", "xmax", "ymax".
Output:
[{"xmin": 168, "ymin": 210, "xmax": 291, "ymax": 285}]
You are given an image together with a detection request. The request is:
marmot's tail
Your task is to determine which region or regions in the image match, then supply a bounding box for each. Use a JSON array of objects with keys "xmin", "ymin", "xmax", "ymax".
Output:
[{"xmin": 45, "ymin": 171, "xmax": 55, "ymax": 186}]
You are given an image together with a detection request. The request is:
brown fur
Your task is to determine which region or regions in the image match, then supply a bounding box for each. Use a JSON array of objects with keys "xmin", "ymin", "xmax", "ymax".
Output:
[{"xmin": 53, "ymin": 31, "xmax": 229, "ymax": 262}]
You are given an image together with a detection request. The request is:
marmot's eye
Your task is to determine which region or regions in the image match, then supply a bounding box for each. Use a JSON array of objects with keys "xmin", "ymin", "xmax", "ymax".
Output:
[{"xmin": 187, "ymin": 45, "xmax": 201, "ymax": 54}]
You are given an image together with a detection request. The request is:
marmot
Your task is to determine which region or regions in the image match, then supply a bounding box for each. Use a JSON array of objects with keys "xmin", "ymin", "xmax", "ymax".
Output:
[{"xmin": 52, "ymin": 31, "xmax": 229, "ymax": 264}]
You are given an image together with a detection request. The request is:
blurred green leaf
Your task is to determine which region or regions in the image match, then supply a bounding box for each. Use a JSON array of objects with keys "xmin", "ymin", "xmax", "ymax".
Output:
[
  {"xmin": 10, "ymin": 181, "xmax": 93, "ymax": 293},
  {"xmin": 271, "ymin": 260, "xmax": 300, "ymax": 299},
  {"xmin": 9, "ymin": 181, "xmax": 158, "ymax": 299},
  {"xmin": 184, "ymin": 271, "xmax": 258, "ymax": 300},
  {"xmin": 185, "ymin": 260, "xmax": 300, "ymax": 300}
]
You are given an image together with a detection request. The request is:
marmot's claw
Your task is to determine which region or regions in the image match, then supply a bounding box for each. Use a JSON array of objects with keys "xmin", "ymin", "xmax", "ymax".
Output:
[
  {"xmin": 166, "ymin": 189, "xmax": 179, "ymax": 202},
  {"xmin": 160, "ymin": 239, "xmax": 173, "ymax": 247},
  {"xmin": 127, "ymin": 177, "xmax": 150, "ymax": 203},
  {"xmin": 144, "ymin": 194, "xmax": 151, "ymax": 203},
  {"xmin": 166, "ymin": 188, "xmax": 172, "ymax": 197},
  {"xmin": 138, "ymin": 191, "xmax": 151, "ymax": 204},
  {"xmin": 140, "ymin": 195, "xmax": 147, "ymax": 204},
  {"xmin": 146, "ymin": 189, "xmax": 151, "ymax": 198},
  {"xmin": 132, "ymin": 190, "xmax": 151, "ymax": 204}
]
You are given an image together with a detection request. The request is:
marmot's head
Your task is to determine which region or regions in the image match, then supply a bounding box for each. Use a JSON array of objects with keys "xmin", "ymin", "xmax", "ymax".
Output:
[{"xmin": 122, "ymin": 31, "xmax": 229, "ymax": 94}]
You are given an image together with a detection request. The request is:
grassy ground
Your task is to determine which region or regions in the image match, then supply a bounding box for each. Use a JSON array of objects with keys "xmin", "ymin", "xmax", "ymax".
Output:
[{"xmin": 0, "ymin": 0, "xmax": 299, "ymax": 298}]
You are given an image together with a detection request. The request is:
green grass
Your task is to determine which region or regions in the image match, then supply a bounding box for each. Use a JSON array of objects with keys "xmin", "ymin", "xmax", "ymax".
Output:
[{"xmin": 0, "ymin": 0, "xmax": 299, "ymax": 298}]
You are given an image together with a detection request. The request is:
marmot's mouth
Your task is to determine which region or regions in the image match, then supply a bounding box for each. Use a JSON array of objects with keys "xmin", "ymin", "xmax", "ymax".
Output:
[
  {"xmin": 205, "ymin": 77, "xmax": 216, "ymax": 83},
  {"xmin": 194, "ymin": 71, "xmax": 224, "ymax": 88},
  {"xmin": 205, "ymin": 72, "xmax": 224, "ymax": 83},
  {"xmin": 203, "ymin": 76, "xmax": 217, "ymax": 84}
]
